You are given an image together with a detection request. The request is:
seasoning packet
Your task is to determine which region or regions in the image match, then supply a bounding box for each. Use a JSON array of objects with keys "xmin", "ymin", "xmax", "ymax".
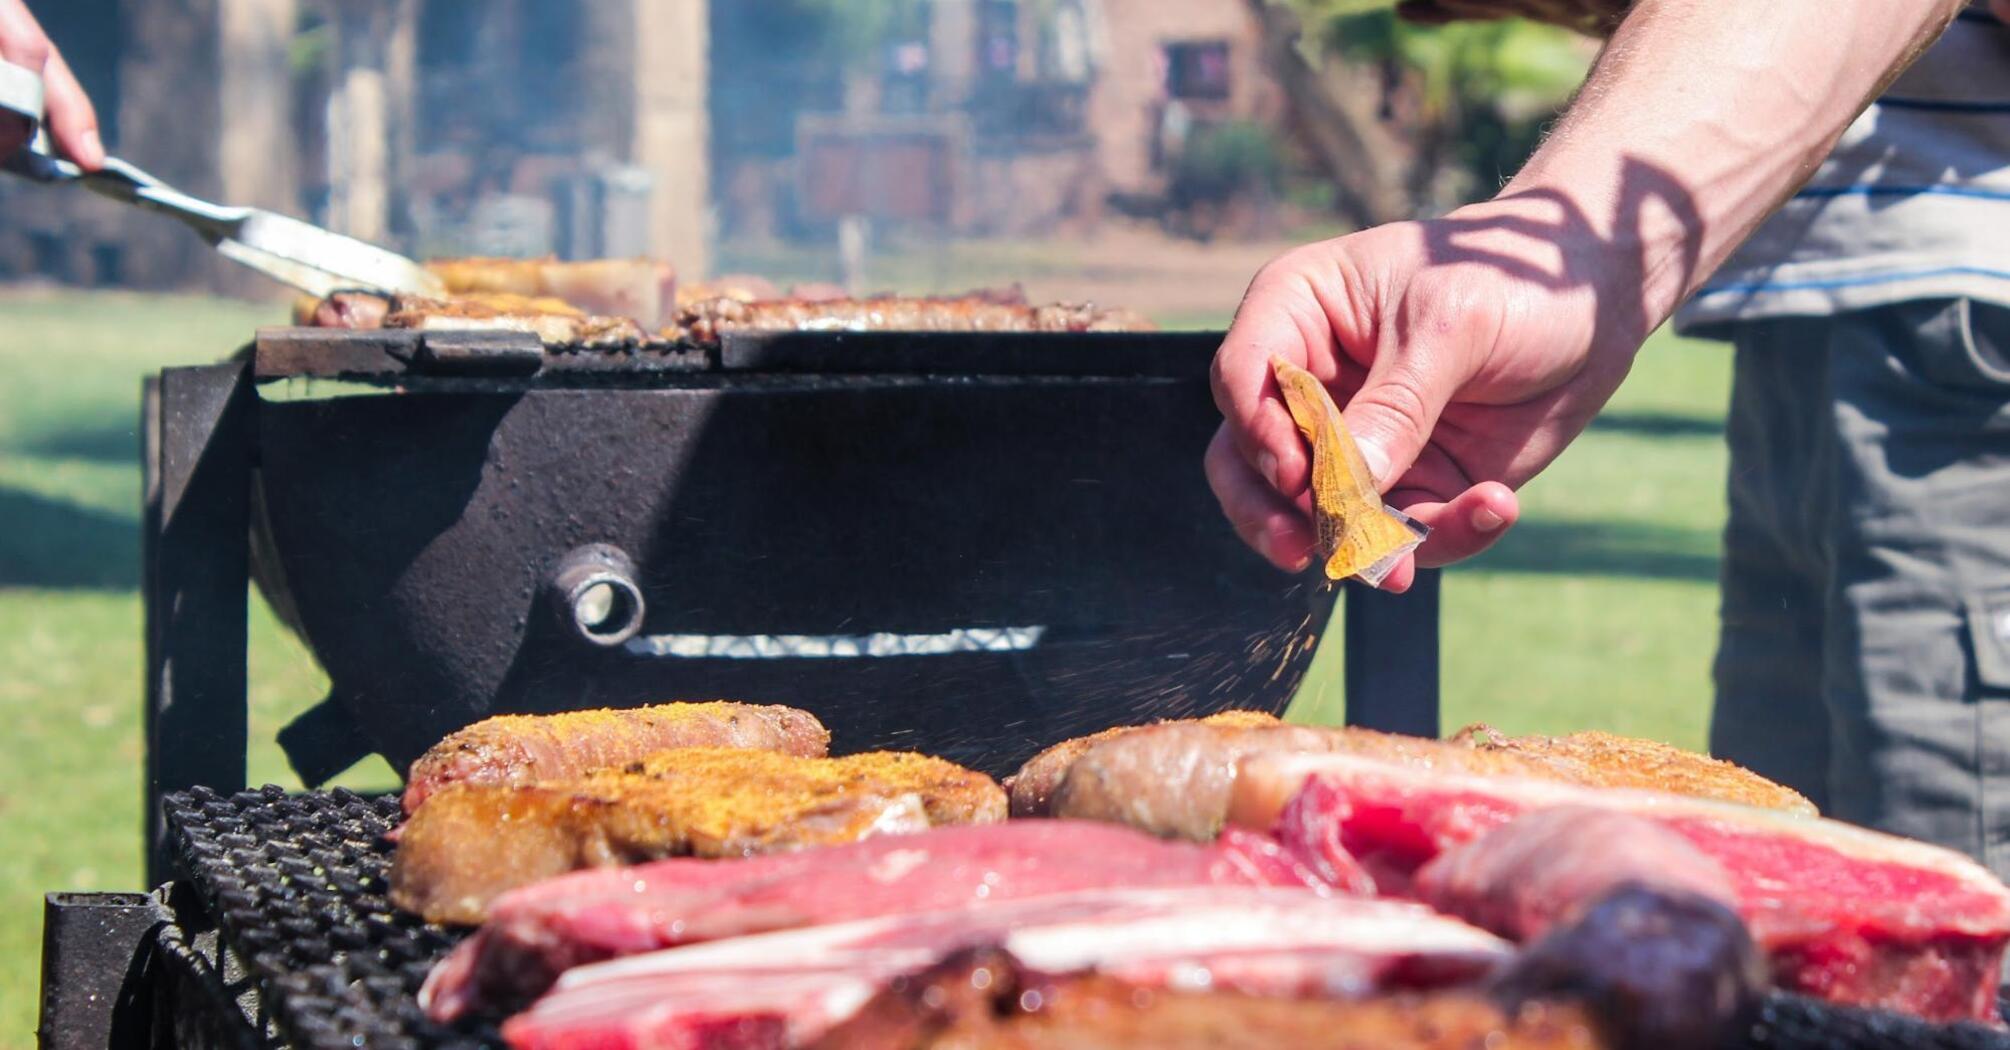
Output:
[{"xmin": 1270, "ymin": 356, "xmax": 1430, "ymax": 586}]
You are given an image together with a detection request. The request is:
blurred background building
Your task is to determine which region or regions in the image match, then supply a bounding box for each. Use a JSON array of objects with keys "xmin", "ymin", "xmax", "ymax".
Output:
[{"xmin": 0, "ymin": 0, "xmax": 1292, "ymax": 294}]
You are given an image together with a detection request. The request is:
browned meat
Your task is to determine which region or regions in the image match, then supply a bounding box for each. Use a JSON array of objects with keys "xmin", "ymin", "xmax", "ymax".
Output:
[
  {"xmin": 1028, "ymin": 718, "xmax": 1815, "ymax": 843},
  {"xmin": 1452, "ymin": 724, "xmax": 1818, "ymax": 816},
  {"xmin": 427, "ymin": 257, "xmax": 677, "ymax": 328},
  {"xmin": 811, "ymin": 949, "xmax": 1607, "ymax": 1050},
  {"xmin": 301, "ymin": 290, "xmax": 392, "ymax": 329},
  {"xmin": 671, "ymin": 290, "xmax": 1155, "ymax": 343},
  {"xmin": 673, "ymin": 273, "xmax": 781, "ymax": 307},
  {"xmin": 402, "ymin": 701, "xmax": 830, "ymax": 817},
  {"xmin": 382, "ymin": 292, "xmax": 647, "ymax": 347},
  {"xmin": 1043, "ymin": 720, "xmax": 1555, "ymax": 841},
  {"xmin": 1007, "ymin": 710, "xmax": 1282, "ymax": 818},
  {"xmin": 390, "ymin": 747, "xmax": 1004, "ymax": 925}
]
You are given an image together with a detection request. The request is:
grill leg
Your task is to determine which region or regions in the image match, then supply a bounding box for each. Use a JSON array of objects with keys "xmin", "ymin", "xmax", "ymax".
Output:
[
  {"xmin": 144, "ymin": 364, "xmax": 254, "ymax": 887},
  {"xmin": 37, "ymin": 892, "xmax": 170, "ymax": 1050},
  {"xmin": 1342, "ymin": 569, "xmax": 1441, "ymax": 736}
]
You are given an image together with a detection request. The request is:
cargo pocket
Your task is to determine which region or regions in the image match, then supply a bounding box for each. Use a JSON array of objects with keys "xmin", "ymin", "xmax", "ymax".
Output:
[
  {"xmin": 1950, "ymin": 299, "xmax": 2010, "ymax": 391},
  {"xmin": 1965, "ymin": 588, "xmax": 2010, "ymax": 694}
]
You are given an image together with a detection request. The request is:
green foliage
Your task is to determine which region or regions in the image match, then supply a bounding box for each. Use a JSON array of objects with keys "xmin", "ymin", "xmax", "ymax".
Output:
[
  {"xmin": 1295, "ymin": 4, "xmax": 1594, "ymax": 202},
  {"xmin": 782, "ymin": 0, "xmax": 932, "ymax": 70},
  {"xmin": 1172, "ymin": 119, "xmax": 1287, "ymax": 208}
]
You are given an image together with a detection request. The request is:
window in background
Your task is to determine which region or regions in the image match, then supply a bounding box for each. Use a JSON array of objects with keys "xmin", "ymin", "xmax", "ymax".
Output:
[
  {"xmin": 1164, "ymin": 41, "xmax": 1232, "ymax": 102},
  {"xmin": 977, "ymin": 0, "xmax": 1021, "ymax": 83}
]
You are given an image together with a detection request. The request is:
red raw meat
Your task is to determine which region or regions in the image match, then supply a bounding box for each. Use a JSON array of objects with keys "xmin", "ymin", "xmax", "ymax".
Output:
[
  {"xmin": 1232, "ymin": 752, "xmax": 2010, "ymax": 1024},
  {"xmin": 1413, "ymin": 806, "xmax": 1739, "ymax": 942},
  {"xmin": 423, "ymin": 821, "xmax": 1325, "ymax": 1021},
  {"xmin": 499, "ymin": 887, "xmax": 1511, "ymax": 1050}
]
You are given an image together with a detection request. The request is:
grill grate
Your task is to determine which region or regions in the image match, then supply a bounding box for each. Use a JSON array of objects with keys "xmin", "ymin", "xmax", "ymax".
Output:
[
  {"xmin": 162, "ymin": 787, "xmax": 2010, "ymax": 1050},
  {"xmin": 163, "ymin": 786, "xmax": 494, "ymax": 1050}
]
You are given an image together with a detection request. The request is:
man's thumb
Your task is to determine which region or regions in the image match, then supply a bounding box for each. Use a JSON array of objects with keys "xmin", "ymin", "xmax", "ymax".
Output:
[{"xmin": 1341, "ymin": 361, "xmax": 1450, "ymax": 493}]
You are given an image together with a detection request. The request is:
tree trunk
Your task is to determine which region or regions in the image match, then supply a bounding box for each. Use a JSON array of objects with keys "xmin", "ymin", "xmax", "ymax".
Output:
[{"xmin": 1244, "ymin": 0, "xmax": 1415, "ymax": 229}]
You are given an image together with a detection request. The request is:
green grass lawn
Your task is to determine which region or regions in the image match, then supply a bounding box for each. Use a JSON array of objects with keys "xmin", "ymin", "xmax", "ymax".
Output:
[{"xmin": 0, "ymin": 289, "xmax": 1732, "ymax": 1047}]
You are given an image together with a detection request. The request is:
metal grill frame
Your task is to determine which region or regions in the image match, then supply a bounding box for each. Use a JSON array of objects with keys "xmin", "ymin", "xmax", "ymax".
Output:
[
  {"xmin": 48, "ymin": 326, "xmax": 1449, "ymax": 1049},
  {"xmin": 137, "ymin": 332, "xmax": 1445, "ymax": 885}
]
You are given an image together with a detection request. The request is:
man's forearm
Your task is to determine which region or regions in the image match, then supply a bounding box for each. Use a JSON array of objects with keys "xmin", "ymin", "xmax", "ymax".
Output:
[{"xmin": 1505, "ymin": 0, "xmax": 1963, "ymax": 332}]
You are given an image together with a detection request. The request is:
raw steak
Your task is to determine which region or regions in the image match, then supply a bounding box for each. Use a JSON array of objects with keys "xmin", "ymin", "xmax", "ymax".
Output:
[
  {"xmin": 1413, "ymin": 806, "xmax": 1739, "ymax": 942},
  {"xmin": 499, "ymin": 887, "xmax": 1511, "ymax": 1050},
  {"xmin": 1231, "ymin": 752, "xmax": 2010, "ymax": 1023},
  {"xmin": 423, "ymin": 821, "xmax": 1325, "ymax": 1021}
]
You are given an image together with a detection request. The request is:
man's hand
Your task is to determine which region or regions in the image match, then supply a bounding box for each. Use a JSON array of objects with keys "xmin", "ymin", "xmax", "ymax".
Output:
[
  {"xmin": 0, "ymin": 0, "xmax": 103, "ymax": 168},
  {"xmin": 1210, "ymin": 193, "xmax": 1645, "ymax": 592},
  {"xmin": 1210, "ymin": 0, "xmax": 1966, "ymax": 590}
]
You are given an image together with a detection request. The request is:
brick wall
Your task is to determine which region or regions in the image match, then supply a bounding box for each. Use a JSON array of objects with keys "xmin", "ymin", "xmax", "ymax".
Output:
[{"xmin": 1088, "ymin": 0, "xmax": 1281, "ymax": 194}]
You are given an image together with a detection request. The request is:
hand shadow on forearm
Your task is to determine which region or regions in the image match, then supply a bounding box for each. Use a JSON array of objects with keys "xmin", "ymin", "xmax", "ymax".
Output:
[{"xmin": 1414, "ymin": 157, "xmax": 1705, "ymax": 356}]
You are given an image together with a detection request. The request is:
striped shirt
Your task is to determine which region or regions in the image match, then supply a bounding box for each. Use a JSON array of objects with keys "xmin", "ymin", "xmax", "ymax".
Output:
[{"xmin": 1675, "ymin": 4, "xmax": 2010, "ymax": 331}]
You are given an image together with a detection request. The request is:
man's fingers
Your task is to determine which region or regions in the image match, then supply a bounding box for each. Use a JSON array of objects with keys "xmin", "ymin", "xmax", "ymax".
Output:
[
  {"xmin": 1342, "ymin": 350, "xmax": 1460, "ymax": 496},
  {"xmin": 1387, "ymin": 481, "xmax": 1520, "ymax": 568},
  {"xmin": 0, "ymin": 0, "xmax": 52, "ymax": 74},
  {"xmin": 1213, "ymin": 256, "xmax": 1343, "ymax": 501},
  {"xmin": 1205, "ymin": 425, "xmax": 1317, "ymax": 573},
  {"xmin": 39, "ymin": 50, "xmax": 102, "ymax": 168}
]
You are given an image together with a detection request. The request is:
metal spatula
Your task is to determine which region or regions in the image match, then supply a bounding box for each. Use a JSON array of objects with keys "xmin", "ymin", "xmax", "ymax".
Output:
[{"xmin": 0, "ymin": 57, "xmax": 441, "ymax": 299}]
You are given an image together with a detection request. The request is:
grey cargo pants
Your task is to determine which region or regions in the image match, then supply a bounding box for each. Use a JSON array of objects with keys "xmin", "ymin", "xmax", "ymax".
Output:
[{"xmin": 1710, "ymin": 298, "xmax": 2010, "ymax": 880}]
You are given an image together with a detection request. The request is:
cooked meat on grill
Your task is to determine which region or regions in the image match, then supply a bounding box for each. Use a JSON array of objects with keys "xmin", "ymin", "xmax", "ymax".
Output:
[
  {"xmin": 384, "ymin": 291, "xmax": 649, "ymax": 347},
  {"xmin": 422, "ymin": 821, "xmax": 1321, "ymax": 1022},
  {"xmin": 671, "ymin": 290, "xmax": 1154, "ymax": 343},
  {"xmin": 497, "ymin": 887, "xmax": 1512, "ymax": 1050},
  {"xmin": 402, "ymin": 701, "xmax": 830, "ymax": 817},
  {"xmin": 1413, "ymin": 807, "xmax": 1740, "ymax": 943},
  {"xmin": 1492, "ymin": 885, "xmax": 1767, "ymax": 1050},
  {"xmin": 391, "ymin": 747, "xmax": 1003, "ymax": 926},
  {"xmin": 1452, "ymin": 724, "xmax": 1818, "ymax": 816},
  {"xmin": 674, "ymin": 273, "xmax": 781, "ymax": 307},
  {"xmin": 426, "ymin": 256, "xmax": 678, "ymax": 328},
  {"xmin": 1042, "ymin": 721, "xmax": 1527, "ymax": 841},
  {"xmin": 300, "ymin": 289, "xmax": 392, "ymax": 329},
  {"xmin": 1005, "ymin": 709, "xmax": 1282, "ymax": 818},
  {"xmin": 813, "ymin": 949, "xmax": 1607, "ymax": 1050},
  {"xmin": 1025, "ymin": 717, "xmax": 1815, "ymax": 842},
  {"xmin": 1234, "ymin": 751, "xmax": 2010, "ymax": 1024}
]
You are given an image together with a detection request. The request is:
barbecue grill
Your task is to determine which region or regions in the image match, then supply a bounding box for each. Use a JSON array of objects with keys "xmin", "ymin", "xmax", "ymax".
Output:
[{"xmin": 35, "ymin": 325, "xmax": 2009, "ymax": 1050}]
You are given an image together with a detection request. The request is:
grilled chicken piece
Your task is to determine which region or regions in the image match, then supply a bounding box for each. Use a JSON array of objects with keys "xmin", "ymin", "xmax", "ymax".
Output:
[
  {"xmin": 1007, "ymin": 710, "xmax": 1282, "ymax": 818},
  {"xmin": 402, "ymin": 701, "xmax": 830, "ymax": 817},
  {"xmin": 672, "ymin": 290, "xmax": 1155, "ymax": 343},
  {"xmin": 1451, "ymin": 725, "xmax": 1817, "ymax": 816},
  {"xmin": 391, "ymin": 747, "xmax": 1006, "ymax": 925},
  {"xmin": 1028, "ymin": 718, "xmax": 1812, "ymax": 843},
  {"xmin": 812, "ymin": 950, "xmax": 1607, "ymax": 1050}
]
